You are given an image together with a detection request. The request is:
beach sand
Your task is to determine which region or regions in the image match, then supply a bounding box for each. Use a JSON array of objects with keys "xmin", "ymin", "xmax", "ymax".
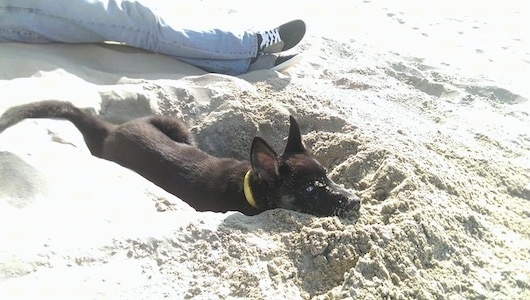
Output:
[{"xmin": 1, "ymin": 0, "xmax": 529, "ymax": 299}]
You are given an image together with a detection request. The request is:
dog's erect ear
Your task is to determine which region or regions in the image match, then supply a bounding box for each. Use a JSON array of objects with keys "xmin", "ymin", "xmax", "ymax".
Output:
[
  {"xmin": 284, "ymin": 115, "xmax": 307, "ymax": 154},
  {"xmin": 250, "ymin": 137, "xmax": 280, "ymax": 182}
]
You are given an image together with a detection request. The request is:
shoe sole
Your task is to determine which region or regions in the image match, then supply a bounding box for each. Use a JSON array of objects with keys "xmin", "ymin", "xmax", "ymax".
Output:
[{"xmin": 270, "ymin": 54, "xmax": 303, "ymax": 72}]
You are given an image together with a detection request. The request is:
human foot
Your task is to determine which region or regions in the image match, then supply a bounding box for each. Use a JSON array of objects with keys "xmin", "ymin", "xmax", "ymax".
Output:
[
  {"xmin": 257, "ymin": 20, "xmax": 306, "ymax": 54},
  {"xmin": 248, "ymin": 53, "xmax": 302, "ymax": 72}
]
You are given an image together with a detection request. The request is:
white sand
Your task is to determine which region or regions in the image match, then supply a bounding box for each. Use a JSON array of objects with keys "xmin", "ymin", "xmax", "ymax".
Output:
[{"xmin": 1, "ymin": 0, "xmax": 529, "ymax": 299}]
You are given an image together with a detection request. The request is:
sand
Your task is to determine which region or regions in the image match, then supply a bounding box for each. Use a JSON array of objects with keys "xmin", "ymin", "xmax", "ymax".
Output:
[{"xmin": 1, "ymin": 0, "xmax": 529, "ymax": 299}]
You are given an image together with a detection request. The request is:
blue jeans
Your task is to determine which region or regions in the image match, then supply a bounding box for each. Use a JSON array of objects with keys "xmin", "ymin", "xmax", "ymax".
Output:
[{"xmin": 0, "ymin": 0, "xmax": 259, "ymax": 75}]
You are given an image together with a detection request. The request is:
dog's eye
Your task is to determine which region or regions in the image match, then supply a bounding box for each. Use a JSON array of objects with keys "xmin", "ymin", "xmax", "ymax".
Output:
[{"xmin": 306, "ymin": 185, "xmax": 315, "ymax": 193}]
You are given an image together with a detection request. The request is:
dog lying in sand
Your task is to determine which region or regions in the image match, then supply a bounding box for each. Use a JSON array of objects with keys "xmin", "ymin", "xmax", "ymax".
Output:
[{"xmin": 0, "ymin": 101, "xmax": 360, "ymax": 217}]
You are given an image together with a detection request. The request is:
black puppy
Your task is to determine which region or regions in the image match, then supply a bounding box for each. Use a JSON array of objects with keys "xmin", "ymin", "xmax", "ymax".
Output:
[{"xmin": 0, "ymin": 101, "xmax": 360, "ymax": 216}]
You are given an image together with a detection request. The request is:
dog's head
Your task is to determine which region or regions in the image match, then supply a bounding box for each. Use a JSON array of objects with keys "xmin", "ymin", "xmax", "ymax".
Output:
[{"xmin": 247, "ymin": 116, "xmax": 361, "ymax": 217}]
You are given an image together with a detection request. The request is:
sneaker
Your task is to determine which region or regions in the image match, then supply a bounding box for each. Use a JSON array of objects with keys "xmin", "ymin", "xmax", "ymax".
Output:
[
  {"xmin": 248, "ymin": 53, "xmax": 302, "ymax": 72},
  {"xmin": 257, "ymin": 19, "xmax": 306, "ymax": 54}
]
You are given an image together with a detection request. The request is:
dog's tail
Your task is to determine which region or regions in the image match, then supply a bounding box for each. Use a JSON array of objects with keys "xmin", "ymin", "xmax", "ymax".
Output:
[{"xmin": 0, "ymin": 100, "xmax": 114, "ymax": 157}]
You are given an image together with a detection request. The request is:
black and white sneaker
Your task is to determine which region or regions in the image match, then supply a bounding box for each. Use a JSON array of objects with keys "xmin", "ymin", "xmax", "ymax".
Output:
[
  {"xmin": 257, "ymin": 19, "xmax": 306, "ymax": 54},
  {"xmin": 248, "ymin": 53, "xmax": 302, "ymax": 72}
]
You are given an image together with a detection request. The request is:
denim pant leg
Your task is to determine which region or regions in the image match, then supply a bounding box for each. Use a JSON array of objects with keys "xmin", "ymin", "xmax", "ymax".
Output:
[{"xmin": 0, "ymin": 0, "xmax": 257, "ymax": 74}]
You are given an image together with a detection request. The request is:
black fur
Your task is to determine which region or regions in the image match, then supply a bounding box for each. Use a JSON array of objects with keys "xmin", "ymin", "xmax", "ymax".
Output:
[{"xmin": 0, "ymin": 100, "xmax": 360, "ymax": 217}]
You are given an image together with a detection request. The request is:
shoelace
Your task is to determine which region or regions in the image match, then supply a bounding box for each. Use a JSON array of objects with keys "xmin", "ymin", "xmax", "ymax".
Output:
[{"xmin": 259, "ymin": 29, "xmax": 281, "ymax": 50}]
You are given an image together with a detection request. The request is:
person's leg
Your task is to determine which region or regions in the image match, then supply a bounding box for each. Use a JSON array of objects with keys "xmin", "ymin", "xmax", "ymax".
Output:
[
  {"xmin": 175, "ymin": 57, "xmax": 249, "ymax": 75},
  {"xmin": 172, "ymin": 19, "xmax": 307, "ymax": 74},
  {"xmin": 177, "ymin": 54, "xmax": 301, "ymax": 75},
  {"xmin": 0, "ymin": 0, "xmax": 305, "ymax": 74},
  {"xmin": 0, "ymin": 0, "xmax": 257, "ymax": 58}
]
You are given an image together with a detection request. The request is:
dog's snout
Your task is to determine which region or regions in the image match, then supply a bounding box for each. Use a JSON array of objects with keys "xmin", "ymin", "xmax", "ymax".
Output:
[
  {"xmin": 334, "ymin": 195, "xmax": 361, "ymax": 218},
  {"xmin": 332, "ymin": 183, "xmax": 361, "ymax": 211},
  {"xmin": 345, "ymin": 195, "xmax": 361, "ymax": 211}
]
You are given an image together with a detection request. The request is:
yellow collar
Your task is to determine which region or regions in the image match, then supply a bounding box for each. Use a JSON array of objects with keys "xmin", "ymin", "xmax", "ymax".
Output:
[{"xmin": 243, "ymin": 170, "xmax": 257, "ymax": 208}]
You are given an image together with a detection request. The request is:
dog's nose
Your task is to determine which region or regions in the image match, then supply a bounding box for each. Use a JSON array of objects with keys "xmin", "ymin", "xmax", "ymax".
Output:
[
  {"xmin": 335, "ymin": 195, "xmax": 361, "ymax": 218},
  {"xmin": 345, "ymin": 195, "xmax": 361, "ymax": 212},
  {"xmin": 332, "ymin": 182, "xmax": 361, "ymax": 212}
]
